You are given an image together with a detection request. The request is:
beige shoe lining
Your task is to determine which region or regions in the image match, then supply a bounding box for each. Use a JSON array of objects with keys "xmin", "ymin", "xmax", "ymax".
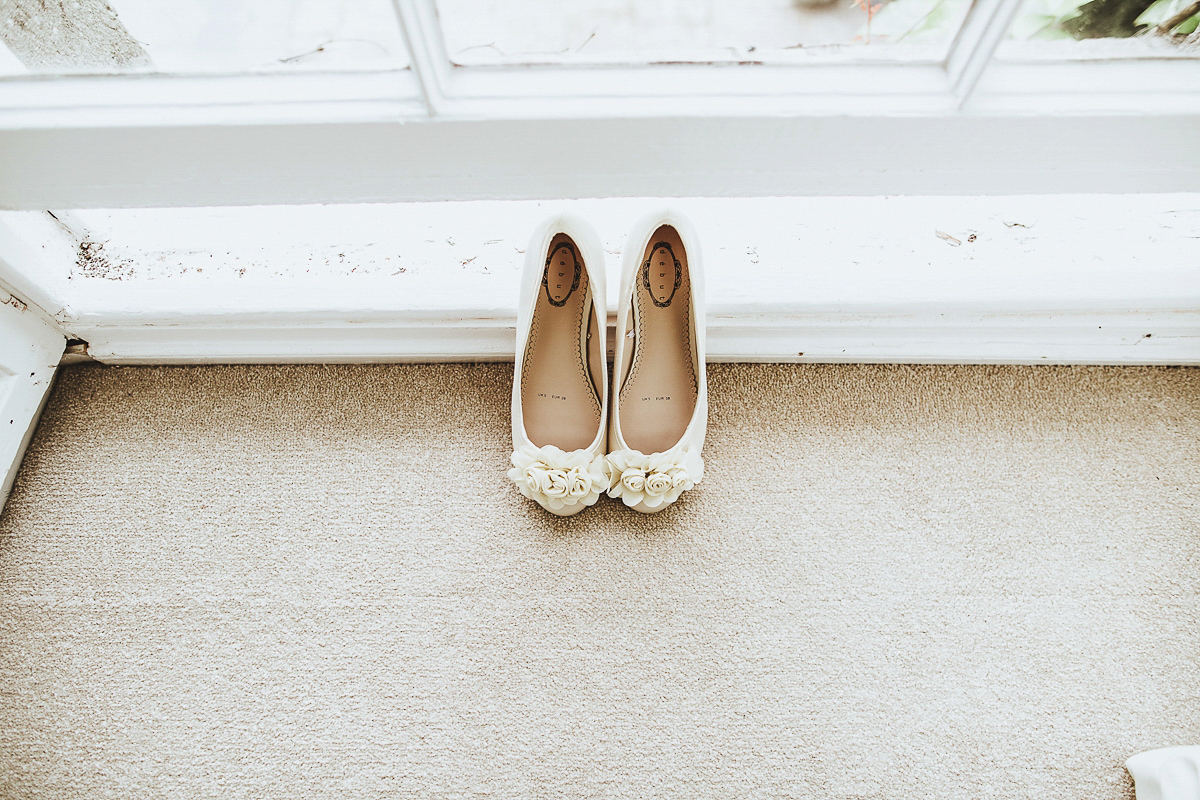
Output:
[
  {"xmin": 520, "ymin": 233, "xmax": 603, "ymax": 451},
  {"xmin": 617, "ymin": 225, "xmax": 698, "ymax": 454}
]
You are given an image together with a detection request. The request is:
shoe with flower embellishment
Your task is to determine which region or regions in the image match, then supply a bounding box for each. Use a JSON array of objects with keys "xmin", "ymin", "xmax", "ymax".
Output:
[
  {"xmin": 606, "ymin": 210, "xmax": 707, "ymax": 513},
  {"xmin": 508, "ymin": 215, "xmax": 609, "ymax": 516}
]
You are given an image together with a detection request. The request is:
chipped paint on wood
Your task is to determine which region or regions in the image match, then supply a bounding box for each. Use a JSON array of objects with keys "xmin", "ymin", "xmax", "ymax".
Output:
[
  {"xmin": 2, "ymin": 291, "xmax": 27, "ymax": 312},
  {"xmin": 0, "ymin": 194, "xmax": 1189, "ymax": 365},
  {"xmin": 76, "ymin": 239, "xmax": 136, "ymax": 280}
]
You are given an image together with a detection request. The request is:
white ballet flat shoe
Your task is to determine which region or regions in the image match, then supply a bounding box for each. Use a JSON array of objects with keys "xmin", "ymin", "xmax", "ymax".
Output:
[
  {"xmin": 508, "ymin": 215, "xmax": 609, "ymax": 516},
  {"xmin": 607, "ymin": 210, "xmax": 707, "ymax": 514}
]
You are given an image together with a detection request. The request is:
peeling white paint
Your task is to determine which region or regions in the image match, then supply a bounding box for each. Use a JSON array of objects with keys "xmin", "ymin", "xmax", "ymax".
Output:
[
  {"xmin": 2, "ymin": 291, "xmax": 27, "ymax": 312},
  {"xmin": 1, "ymin": 194, "xmax": 1196, "ymax": 363},
  {"xmin": 46, "ymin": 195, "xmax": 1200, "ymax": 313}
]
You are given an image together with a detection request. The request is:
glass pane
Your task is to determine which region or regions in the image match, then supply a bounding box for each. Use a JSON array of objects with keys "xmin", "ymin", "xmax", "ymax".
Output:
[
  {"xmin": 1002, "ymin": 0, "xmax": 1200, "ymax": 55},
  {"xmin": 436, "ymin": 0, "xmax": 973, "ymax": 65},
  {"xmin": 0, "ymin": 0, "xmax": 409, "ymax": 77}
]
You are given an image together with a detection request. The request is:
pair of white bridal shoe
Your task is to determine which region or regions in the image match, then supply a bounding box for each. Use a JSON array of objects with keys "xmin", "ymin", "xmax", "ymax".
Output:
[{"xmin": 508, "ymin": 211, "xmax": 708, "ymax": 516}]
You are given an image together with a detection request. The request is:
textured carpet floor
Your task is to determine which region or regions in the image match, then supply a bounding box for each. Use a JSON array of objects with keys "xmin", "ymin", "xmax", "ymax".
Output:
[{"xmin": 0, "ymin": 364, "xmax": 1197, "ymax": 799}]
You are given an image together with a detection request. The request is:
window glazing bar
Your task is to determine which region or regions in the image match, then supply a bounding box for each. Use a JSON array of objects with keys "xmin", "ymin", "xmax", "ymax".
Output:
[
  {"xmin": 390, "ymin": 0, "xmax": 449, "ymax": 116},
  {"xmin": 945, "ymin": 0, "xmax": 1027, "ymax": 108}
]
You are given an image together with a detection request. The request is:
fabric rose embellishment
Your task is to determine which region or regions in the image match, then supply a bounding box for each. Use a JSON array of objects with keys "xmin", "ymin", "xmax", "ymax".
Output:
[
  {"xmin": 508, "ymin": 445, "xmax": 608, "ymax": 511},
  {"xmin": 604, "ymin": 448, "xmax": 703, "ymax": 510}
]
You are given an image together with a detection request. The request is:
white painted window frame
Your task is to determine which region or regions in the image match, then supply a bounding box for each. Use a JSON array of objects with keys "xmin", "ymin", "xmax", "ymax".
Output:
[
  {"xmin": 0, "ymin": 2, "xmax": 1194, "ymax": 375},
  {"xmin": 390, "ymin": 0, "xmax": 1199, "ymax": 118},
  {"xmin": 0, "ymin": 227, "xmax": 66, "ymax": 516},
  {"xmin": 0, "ymin": 0, "xmax": 1197, "ymax": 208},
  {"xmin": 388, "ymin": 0, "xmax": 1022, "ymax": 116}
]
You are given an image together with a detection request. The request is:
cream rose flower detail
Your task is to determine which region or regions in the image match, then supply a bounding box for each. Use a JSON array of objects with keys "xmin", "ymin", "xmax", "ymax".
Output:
[
  {"xmin": 508, "ymin": 445, "xmax": 609, "ymax": 511},
  {"xmin": 604, "ymin": 448, "xmax": 704, "ymax": 510}
]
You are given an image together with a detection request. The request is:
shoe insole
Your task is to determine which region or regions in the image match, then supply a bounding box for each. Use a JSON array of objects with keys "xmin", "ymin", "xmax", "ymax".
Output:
[
  {"xmin": 521, "ymin": 233, "xmax": 603, "ymax": 451},
  {"xmin": 618, "ymin": 225, "xmax": 698, "ymax": 455}
]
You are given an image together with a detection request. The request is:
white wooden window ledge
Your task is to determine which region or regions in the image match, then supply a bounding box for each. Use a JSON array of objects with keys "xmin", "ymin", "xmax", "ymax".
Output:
[{"xmin": 0, "ymin": 194, "xmax": 1196, "ymax": 366}]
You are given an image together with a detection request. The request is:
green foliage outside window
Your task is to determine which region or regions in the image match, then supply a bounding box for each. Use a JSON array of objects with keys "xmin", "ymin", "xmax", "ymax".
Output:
[{"xmin": 867, "ymin": 0, "xmax": 1199, "ymax": 42}]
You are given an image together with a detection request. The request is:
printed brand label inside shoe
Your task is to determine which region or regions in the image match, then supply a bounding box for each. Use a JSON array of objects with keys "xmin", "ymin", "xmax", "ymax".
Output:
[
  {"xmin": 543, "ymin": 242, "xmax": 581, "ymax": 307},
  {"xmin": 643, "ymin": 242, "xmax": 682, "ymax": 307}
]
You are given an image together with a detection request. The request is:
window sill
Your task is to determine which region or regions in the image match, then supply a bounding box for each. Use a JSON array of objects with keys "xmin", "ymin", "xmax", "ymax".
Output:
[{"xmin": 3, "ymin": 194, "xmax": 1195, "ymax": 365}]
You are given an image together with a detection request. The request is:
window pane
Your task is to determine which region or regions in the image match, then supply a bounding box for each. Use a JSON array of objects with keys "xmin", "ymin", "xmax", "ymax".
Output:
[
  {"xmin": 0, "ymin": 0, "xmax": 410, "ymax": 77},
  {"xmin": 1001, "ymin": 0, "xmax": 1200, "ymax": 55},
  {"xmin": 435, "ymin": 0, "xmax": 973, "ymax": 65}
]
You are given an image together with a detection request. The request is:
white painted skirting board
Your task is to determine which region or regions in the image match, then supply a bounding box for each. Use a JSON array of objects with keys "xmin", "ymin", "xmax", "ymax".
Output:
[
  {"xmin": 0, "ymin": 292, "xmax": 66, "ymax": 513},
  {"xmin": 72, "ymin": 307, "xmax": 1198, "ymax": 365}
]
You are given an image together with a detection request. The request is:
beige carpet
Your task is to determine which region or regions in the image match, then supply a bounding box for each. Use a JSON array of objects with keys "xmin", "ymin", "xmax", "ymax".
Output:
[{"xmin": 1, "ymin": 364, "xmax": 1197, "ymax": 799}]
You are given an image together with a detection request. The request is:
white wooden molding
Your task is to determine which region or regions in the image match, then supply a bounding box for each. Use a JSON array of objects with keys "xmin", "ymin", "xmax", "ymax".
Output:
[
  {"xmin": 431, "ymin": 58, "xmax": 958, "ymax": 116},
  {"xmin": 0, "ymin": 70, "xmax": 424, "ymax": 129},
  {"xmin": 0, "ymin": 290, "xmax": 65, "ymax": 514},
  {"xmin": 69, "ymin": 306, "xmax": 1200, "ymax": 365},
  {"xmin": 969, "ymin": 60, "xmax": 1200, "ymax": 115},
  {"xmin": 0, "ymin": 212, "xmax": 74, "ymax": 324},
  {"xmin": 15, "ymin": 193, "xmax": 1195, "ymax": 365},
  {"xmin": 0, "ymin": 213, "xmax": 70, "ymax": 515}
]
